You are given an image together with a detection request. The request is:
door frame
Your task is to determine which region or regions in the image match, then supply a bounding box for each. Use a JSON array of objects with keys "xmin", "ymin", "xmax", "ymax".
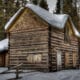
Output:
[{"xmin": 56, "ymin": 50, "xmax": 62, "ymax": 70}]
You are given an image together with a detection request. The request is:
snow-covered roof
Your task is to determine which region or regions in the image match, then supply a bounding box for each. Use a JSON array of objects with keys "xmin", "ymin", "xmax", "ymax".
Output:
[
  {"xmin": 0, "ymin": 39, "xmax": 8, "ymax": 52},
  {"xmin": 5, "ymin": 4, "xmax": 68, "ymax": 30},
  {"xmin": 5, "ymin": 7, "xmax": 24, "ymax": 30},
  {"xmin": 4, "ymin": 4, "xmax": 80, "ymax": 38},
  {"xmin": 26, "ymin": 4, "xmax": 68, "ymax": 29}
]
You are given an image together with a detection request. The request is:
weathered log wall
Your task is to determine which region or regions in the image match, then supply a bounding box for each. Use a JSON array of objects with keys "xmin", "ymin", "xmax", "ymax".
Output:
[
  {"xmin": 9, "ymin": 9, "xmax": 49, "ymax": 71},
  {"xmin": 0, "ymin": 53, "xmax": 5, "ymax": 66},
  {"xmin": 50, "ymin": 26, "xmax": 79, "ymax": 71},
  {"xmin": 7, "ymin": 8, "xmax": 79, "ymax": 72},
  {"xmin": 5, "ymin": 53, "xmax": 9, "ymax": 67}
]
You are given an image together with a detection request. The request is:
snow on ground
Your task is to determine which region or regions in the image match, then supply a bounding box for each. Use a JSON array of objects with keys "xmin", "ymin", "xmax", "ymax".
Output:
[
  {"xmin": 0, "ymin": 72, "xmax": 28, "ymax": 80},
  {"xmin": 21, "ymin": 70, "xmax": 80, "ymax": 80},
  {"xmin": 0, "ymin": 69, "xmax": 80, "ymax": 80},
  {"xmin": 0, "ymin": 67, "xmax": 8, "ymax": 74}
]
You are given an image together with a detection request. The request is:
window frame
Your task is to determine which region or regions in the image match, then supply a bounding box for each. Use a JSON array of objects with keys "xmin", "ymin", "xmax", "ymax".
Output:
[{"xmin": 27, "ymin": 54, "xmax": 42, "ymax": 64}]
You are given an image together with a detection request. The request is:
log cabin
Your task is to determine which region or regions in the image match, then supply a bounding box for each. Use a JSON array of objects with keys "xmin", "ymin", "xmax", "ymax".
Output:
[
  {"xmin": 4, "ymin": 4, "xmax": 80, "ymax": 72},
  {"xmin": 0, "ymin": 39, "xmax": 8, "ymax": 67}
]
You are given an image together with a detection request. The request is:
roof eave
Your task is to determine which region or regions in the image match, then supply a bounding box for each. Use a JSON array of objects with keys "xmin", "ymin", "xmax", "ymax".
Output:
[{"xmin": 5, "ymin": 7, "xmax": 24, "ymax": 31}]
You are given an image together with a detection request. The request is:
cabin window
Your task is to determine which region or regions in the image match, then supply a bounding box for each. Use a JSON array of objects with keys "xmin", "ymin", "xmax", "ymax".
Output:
[{"xmin": 27, "ymin": 54, "xmax": 42, "ymax": 63}]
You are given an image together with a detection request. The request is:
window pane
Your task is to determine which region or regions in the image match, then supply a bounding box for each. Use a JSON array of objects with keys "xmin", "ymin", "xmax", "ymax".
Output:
[{"xmin": 27, "ymin": 54, "xmax": 42, "ymax": 63}]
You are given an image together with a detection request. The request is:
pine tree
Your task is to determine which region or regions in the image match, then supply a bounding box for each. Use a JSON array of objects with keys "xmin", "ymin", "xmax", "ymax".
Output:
[
  {"xmin": 39, "ymin": 0, "xmax": 48, "ymax": 10},
  {"xmin": 56, "ymin": 0, "xmax": 79, "ymax": 29},
  {"xmin": 56, "ymin": 0, "xmax": 60, "ymax": 13},
  {"xmin": 32, "ymin": 0, "xmax": 38, "ymax": 5},
  {"xmin": 63, "ymin": 0, "xmax": 79, "ymax": 29},
  {"xmin": 31, "ymin": 0, "xmax": 48, "ymax": 10},
  {"xmin": 0, "ymin": 0, "xmax": 6, "ymax": 40},
  {"xmin": 0, "ymin": 0, "xmax": 20, "ymax": 40},
  {"xmin": 0, "ymin": 0, "xmax": 28, "ymax": 40}
]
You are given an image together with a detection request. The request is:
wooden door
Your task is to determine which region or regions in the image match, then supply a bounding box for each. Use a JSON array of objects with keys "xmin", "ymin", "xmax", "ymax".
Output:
[
  {"xmin": 57, "ymin": 50, "xmax": 62, "ymax": 70},
  {"xmin": 73, "ymin": 53, "xmax": 78, "ymax": 68},
  {"xmin": 65, "ymin": 52, "xmax": 73, "ymax": 69},
  {"xmin": 0, "ymin": 54, "xmax": 5, "ymax": 67}
]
